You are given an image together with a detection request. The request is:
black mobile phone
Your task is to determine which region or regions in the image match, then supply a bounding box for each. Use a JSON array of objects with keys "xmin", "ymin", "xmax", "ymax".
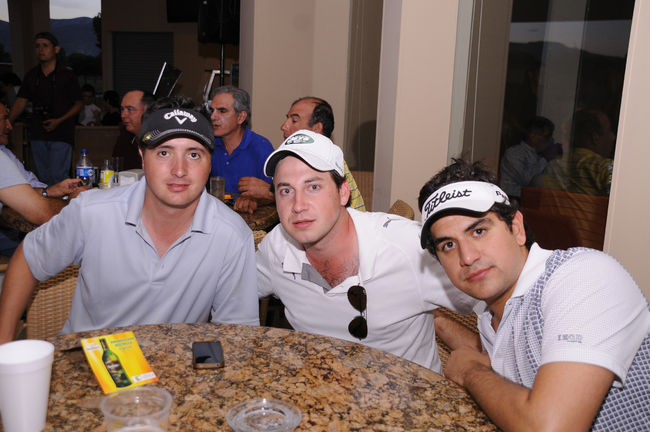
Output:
[{"xmin": 192, "ymin": 341, "xmax": 224, "ymax": 369}]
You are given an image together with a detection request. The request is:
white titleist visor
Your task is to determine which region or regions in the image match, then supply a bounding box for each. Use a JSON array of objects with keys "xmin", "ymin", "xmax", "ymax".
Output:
[{"xmin": 420, "ymin": 181, "xmax": 510, "ymax": 248}]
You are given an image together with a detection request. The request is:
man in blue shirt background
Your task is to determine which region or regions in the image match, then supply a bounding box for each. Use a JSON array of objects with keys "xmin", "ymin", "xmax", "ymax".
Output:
[{"xmin": 209, "ymin": 86, "xmax": 273, "ymax": 212}]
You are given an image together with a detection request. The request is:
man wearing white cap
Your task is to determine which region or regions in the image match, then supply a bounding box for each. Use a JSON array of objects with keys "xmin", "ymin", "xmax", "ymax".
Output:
[
  {"xmin": 0, "ymin": 96, "xmax": 259, "ymax": 342},
  {"xmin": 418, "ymin": 159, "xmax": 649, "ymax": 431},
  {"xmin": 256, "ymin": 130, "xmax": 475, "ymax": 373}
]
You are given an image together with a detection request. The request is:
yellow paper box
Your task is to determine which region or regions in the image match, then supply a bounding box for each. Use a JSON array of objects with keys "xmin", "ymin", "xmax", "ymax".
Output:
[{"xmin": 81, "ymin": 331, "xmax": 157, "ymax": 393}]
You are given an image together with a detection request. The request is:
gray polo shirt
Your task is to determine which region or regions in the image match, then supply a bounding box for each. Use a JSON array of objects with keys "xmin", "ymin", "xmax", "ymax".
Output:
[
  {"xmin": 24, "ymin": 178, "xmax": 259, "ymax": 333},
  {"xmin": 1, "ymin": 145, "xmax": 47, "ymax": 189},
  {"xmin": 0, "ymin": 151, "xmax": 29, "ymax": 212}
]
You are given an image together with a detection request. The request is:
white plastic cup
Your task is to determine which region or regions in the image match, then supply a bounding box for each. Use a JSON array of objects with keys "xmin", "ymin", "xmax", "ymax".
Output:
[
  {"xmin": 0, "ymin": 340, "xmax": 55, "ymax": 432},
  {"xmin": 100, "ymin": 387, "xmax": 172, "ymax": 431}
]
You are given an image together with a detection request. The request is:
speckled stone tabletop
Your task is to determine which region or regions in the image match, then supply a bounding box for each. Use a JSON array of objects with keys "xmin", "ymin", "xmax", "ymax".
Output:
[
  {"xmin": 32, "ymin": 323, "xmax": 497, "ymax": 431},
  {"xmin": 237, "ymin": 204, "xmax": 278, "ymax": 231}
]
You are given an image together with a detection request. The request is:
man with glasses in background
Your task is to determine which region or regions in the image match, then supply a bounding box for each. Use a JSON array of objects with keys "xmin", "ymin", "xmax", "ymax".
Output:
[
  {"xmin": 112, "ymin": 89, "xmax": 156, "ymax": 169},
  {"xmin": 256, "ymin": 130, "xmax": 475, "ymax": 372}
]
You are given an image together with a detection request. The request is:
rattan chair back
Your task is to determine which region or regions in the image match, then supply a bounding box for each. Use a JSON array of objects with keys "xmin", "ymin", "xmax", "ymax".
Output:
[{"xmin": 26, "ymin": 265, "xmax": 78, "ymax": 339}]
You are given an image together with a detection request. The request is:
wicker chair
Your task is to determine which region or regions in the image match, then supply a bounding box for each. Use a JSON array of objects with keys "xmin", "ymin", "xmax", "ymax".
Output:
[
  {"xmin": 253, "ymin": 230, "xmax": 272, "ymax": 326},
  {"xmin": 435, "ymin": 307, "xmax": 479, "ymax": 369},
  {"xmin": 388, "ymin": 199, "xmax": 415, "ymax": 220},
  {"xmin": 26, "ymin": 265, "xmax": 79, "ymax": 339}
]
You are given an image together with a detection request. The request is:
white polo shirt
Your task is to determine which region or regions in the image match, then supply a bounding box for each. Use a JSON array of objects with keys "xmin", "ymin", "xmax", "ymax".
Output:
[
  {"xmin": 477, "ymin": 243, "xmax": 650, "ymax": 386},
  {"xmin": 257, "ymin": 208, "xmax": 477, "ymax": 373}
]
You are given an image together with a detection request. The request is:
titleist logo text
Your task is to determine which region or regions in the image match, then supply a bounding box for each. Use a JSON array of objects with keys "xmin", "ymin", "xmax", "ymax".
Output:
[{"xmin": 424, "ymin": 188, "xmax": 472, "ymax": 215}]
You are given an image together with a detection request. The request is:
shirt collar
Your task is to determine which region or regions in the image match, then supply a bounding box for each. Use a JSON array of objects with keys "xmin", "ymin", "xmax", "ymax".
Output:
[
  {"xmin": 280, "ymin": 208, "xmax": 377, "ymax": 284},
  {"xmin": 214, "ymin": 127, "xmax": 250, "ymax": 152},
  {"xmin": 124, "ymin": 177, "xmax": 213, "ymax": 234},
  {"xmin": 125, "ymin": 178, "xmax": 147, "ymax": 226},
  {"xmin": 474, "ymin": 242, "xmax": 551, "ymax": 316},
  {"xmin": 510, "ymin": 242, "xmax": 552, "ymax": 298}
]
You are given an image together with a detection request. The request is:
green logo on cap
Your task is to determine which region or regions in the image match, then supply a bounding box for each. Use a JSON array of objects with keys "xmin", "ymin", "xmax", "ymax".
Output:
[{"xmin": 285, "ymin": 133, "xmax": 314, "ymax": 145}]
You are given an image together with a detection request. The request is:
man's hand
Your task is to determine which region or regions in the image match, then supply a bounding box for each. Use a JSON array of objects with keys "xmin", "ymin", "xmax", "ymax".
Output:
[
  {"xmin": 46, "ymin": 178, "xmax": 88, "ymax": 199},
  {"xmin": 444, "ymin": 345, "xmax": 492, "ymax": 386},
  {"xmin": 42, "ymin": 117, "xmax": 63, "ymax": 132},
  {"xmin": 237, "ymin": 177, "xmax": 274, "ymax": 201},
  {"xmin": 234, "ymin": 196, "xmax": 258, "ymax": 214}
]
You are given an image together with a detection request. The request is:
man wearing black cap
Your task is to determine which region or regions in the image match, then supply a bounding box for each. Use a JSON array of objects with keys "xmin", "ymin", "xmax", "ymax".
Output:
[
  {"xmin": 9, "ymin": 31, "xmax": 83, "ymax": 185},
  {"xmin": 0, "ymin": 96, "xmax": 259, "ymax": 342},
  {"xmin": 418, "ymin": 159, "xmax": 649, "ymax": 431}
]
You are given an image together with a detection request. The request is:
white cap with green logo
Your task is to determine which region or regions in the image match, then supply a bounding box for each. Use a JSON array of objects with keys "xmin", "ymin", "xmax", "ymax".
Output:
[{"xmin": 264, "ymin": 129, "xmax": 345, "ymax": 177}]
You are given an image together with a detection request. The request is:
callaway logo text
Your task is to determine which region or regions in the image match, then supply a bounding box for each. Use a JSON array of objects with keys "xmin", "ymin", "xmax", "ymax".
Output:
[{"xmin": 164, "ymin": 109, "xmax": 197, "ymax": 125}]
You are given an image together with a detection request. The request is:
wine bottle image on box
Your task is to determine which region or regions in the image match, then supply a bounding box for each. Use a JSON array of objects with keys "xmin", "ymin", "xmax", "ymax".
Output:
[{"xmin": 100, "ymin": 338, "xmax": 132, "ymax": 387}]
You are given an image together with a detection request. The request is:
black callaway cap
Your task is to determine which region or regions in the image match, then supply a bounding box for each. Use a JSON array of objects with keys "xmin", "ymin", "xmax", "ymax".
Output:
[{"xmin": 139, "ymin": 108, "xmax": 214, "ymax": 152}]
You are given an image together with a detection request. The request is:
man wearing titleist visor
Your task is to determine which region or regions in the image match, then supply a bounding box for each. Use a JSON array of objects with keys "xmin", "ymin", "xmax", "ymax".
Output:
[
  {"xmin": 418, "ymin": 159, "xmax": 649, "ymax": 431},
  {"xmin": 255, "ymin": 130, "xmax": 476, "ymax": 372},
  {"xmin": 0, "ymin": 96, "xmax": 259, "ymax": 342}
]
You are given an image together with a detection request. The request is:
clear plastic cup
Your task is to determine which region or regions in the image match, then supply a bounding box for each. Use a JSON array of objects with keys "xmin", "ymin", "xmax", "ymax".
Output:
[
  {"xmin": 209, "ymin": 176, "xmax": 226, "ymax": 200},
  {"xmin": 226, "ymin": 398, "xmax": 301, "ymax": 432},
  {"xmin": 100, "ymin": 387, "xmax": 172, "ymax": 431}
]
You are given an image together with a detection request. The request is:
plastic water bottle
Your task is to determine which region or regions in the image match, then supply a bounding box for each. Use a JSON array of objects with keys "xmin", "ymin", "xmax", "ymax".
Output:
[{"xmin": 76, "ymin": 149, "xmax": 94, "ymax": 186}]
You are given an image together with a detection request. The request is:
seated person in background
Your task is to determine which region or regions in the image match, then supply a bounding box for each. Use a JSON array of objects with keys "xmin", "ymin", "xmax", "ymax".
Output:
[
  {"xmin": 0, "ymin": 102, "xmax": 83, "ymax": 256},
  {"xmin": 499, "ymin": 115, "xmax": 561, "ymax": 200},
  {"xmin": 101, "ymin": 90, "xmax": 121, "ymax": 126},
  {"xmin": 256, "ymin": 130, "xmax": 476, "ymax": 373},
  {"xmin": 419, "ymin": 159, "xmax": 649, "ymax": 431},
  {"xmin": 540, "ymin": 109, "xmax": 615, "ymax": 196},
  {"xmin": 0, "ymin": 72, "xmax": 21, "ymax": 108},
  {"xmin": 112, "ymin": 89, "xmax": 155, "ymax": 170},
  {"xmin": 78, "ymin": 84, "xmax": 101, "ymax": 126},
  {"xmin": 237, "ymin": 96, "xmax": 366, "ymax": 213},
  {"xmin": 208, "ymin": 85, "xmax": 273, "ymax": 211},
  {"xmin": 0, "ymin": 96, "xmax": 259, "ymax": 343}
]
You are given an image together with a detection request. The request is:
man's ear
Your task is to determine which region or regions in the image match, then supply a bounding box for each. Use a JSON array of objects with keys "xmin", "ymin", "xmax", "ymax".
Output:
[
  {"xmin": 512, "ymin": 210, "xmax": 527, "ymax": 246},
  {"xmin": 54, "ymin": 46, "xmax": 61, "ymax": 55},
  {"xmin": 311, "ymin": 122, "xmax": 324, "ymax": 134},
  {"xmin": 237, "ymin": 111, "xmax": 248, "ymax": 127},
  {"xmin": 339, "ymin": 178, "xmax": 350, "ymax": 207}
]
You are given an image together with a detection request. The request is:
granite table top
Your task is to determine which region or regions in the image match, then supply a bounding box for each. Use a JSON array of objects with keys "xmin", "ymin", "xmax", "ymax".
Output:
[
  {"xmin": 236, "ymin": 204, "xmax": 278, "ymax": 231},
  {"xmin": 35, "ymin": 323, "xmax": 497, "ymax": 431}
]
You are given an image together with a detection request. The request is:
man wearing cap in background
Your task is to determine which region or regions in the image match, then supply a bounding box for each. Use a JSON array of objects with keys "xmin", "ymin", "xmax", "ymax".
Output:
[
  {"xmin": 0, "ymin": 96, "xmax": 259, "ymax": 343},
  {"xmin": 255, "ymin": 130, "xmax": 475, "ymax": 373},
  {"xmin": 418, "ymin": 159, "xmax": 649, "ymax": 431},
  {"xmin": 236, "ymin": 96, "xmax": 366, "ymax": 213},
  {"xmin": 9, "ymin": 31, "xmax": 82, "ymax": 185}
]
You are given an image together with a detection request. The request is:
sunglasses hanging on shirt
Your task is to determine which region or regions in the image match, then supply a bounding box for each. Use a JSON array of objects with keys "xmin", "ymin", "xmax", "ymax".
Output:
[{"xmin": 347, "ymin": 285, "xmax": 367, "ymax": 339}]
